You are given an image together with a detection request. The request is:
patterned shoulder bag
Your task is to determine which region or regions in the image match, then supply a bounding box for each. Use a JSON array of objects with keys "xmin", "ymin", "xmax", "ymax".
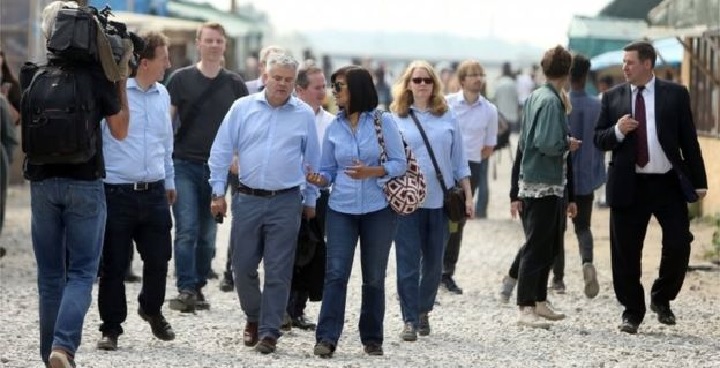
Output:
[{"xmin": 372, "ymin": 110, "xmax": 427, "ymax": 214}]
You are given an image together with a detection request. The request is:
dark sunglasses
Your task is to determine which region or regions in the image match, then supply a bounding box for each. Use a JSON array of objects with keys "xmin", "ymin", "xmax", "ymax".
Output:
[
  {"xmin": 411, "ymin": 77, "xmax": 434, "ymax": 85},
  {"xmin": 332, "ymin": 81, "xmax": 346, "ymax": 92}
]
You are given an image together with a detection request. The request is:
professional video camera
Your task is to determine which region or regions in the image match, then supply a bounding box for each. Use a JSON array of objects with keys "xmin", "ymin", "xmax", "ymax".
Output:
[{"xmin": 46, "ymin": 4, "xmax": 144, "ymax": 71}]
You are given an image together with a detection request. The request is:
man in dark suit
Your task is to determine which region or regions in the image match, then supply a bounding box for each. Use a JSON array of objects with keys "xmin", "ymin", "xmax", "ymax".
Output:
[{"xmin": 594, "ymin": 41, "xmax": 707, "ymax": 334}]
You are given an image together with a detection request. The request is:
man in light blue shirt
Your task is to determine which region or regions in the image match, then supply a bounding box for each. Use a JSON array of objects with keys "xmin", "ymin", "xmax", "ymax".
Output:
[
  {"xmin": 209, "ymin": 52, "xmax": 320, "ymax": 354},
  {"xmin": 96, "ymin": 32, "xmax": 176, "ymax": 351}
]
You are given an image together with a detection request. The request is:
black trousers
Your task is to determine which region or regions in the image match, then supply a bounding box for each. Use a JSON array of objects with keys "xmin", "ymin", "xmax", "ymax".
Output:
[
  {"xmin": 286, "ymin": 189, "xmax": 329, "ymax": 317},
  {"xmin": 98, "ymin": 183, "xmax": 172, "ymax": 335},
  {"xmin": 610, "ymin": 172, "xmax": 691, "ymax": 323},
  {"xmin": 223, "ymin": 172, "xmax": 241, "ymax": 281},
  {"xmin": 516, "ymin": 196, "xmax": 565, "ymax": 307}
]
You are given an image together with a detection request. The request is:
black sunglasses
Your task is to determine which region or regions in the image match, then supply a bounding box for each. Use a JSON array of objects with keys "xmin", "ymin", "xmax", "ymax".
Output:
[
  {"xmin": 332, "ymin": 81, "xmax": 346, "ymax": 92},
  {"xmin": 411, "ymin": 77, "xmax": 434, "ymax": 85}
]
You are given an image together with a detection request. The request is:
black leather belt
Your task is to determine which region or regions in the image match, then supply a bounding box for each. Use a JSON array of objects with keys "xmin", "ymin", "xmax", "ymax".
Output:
[
  {"xmin": 237, "ymin": 183, "xmax": 298, "ymax": 197},
  {"xmin": 105, "ymin": 180, "xmax": 164, "ymax": 191}
]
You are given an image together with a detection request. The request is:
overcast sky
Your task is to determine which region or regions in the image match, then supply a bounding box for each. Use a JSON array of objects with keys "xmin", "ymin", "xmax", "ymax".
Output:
[{"xmin": 199, "ymin": 0, "xmax": 613, "ymax": 47}]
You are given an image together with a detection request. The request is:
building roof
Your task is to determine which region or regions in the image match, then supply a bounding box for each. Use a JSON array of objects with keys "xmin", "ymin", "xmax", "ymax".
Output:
[
  {"xmin": 111, "ymin": 11, "xmax": 202, "ymax": 33},
  {"xmin": 568, "ymin": 15, "xmax": 648, "ymax": 39},
  {"xmin": 167, "ymin": 0, "xmax": 265, "ymax": 37}
]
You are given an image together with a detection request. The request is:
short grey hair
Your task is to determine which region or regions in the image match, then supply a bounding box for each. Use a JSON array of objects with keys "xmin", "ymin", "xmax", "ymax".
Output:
[
  {"xmin": 259, "ymin": 45, "xmax": 285, "ymax": 64},
  {"xmin": 266, "ymin": 52, "xmax": 299, "ymax": 74},
  {"xmin": 42, "ymin": 1, "xmax": 78, "ymax": 39}
]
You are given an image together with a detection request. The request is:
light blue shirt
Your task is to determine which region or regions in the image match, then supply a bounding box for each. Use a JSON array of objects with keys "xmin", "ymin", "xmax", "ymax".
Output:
[
  {"xmin": 394, "ymin": 108, "xmax": 470, "ymax": 209},
  {"xmin": 319, "ymin": 110, "xmax": 406, "ymax": 215},
  {"xmin": 208, "ymin": 91, "xmax": 320, "ymax": 206},
  {"xmin": 103, "ymin": 78, "xmax": 174, "ymax": 189},
  {"xmin": 446, "ymin": 91, "xmax": 498, "ymax": 162}
]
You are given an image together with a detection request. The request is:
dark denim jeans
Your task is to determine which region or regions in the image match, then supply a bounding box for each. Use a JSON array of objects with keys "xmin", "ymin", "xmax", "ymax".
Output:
[
  {"xmin": 395, "ymin": 208, "xmax": 448, "ymax": 326},
  {"xmin": 98, "ymin": 183, "xmax": 172, "ymax": 335},
  {"xmin": 469, "ymin": 159, "xmax": 489, "ymax": 218},
  {"xmin": 30, "ymin": 178, "xmax": 106, "ymax": 364},
  {"xmin": 172, "ymin": 159, "xmax": 216, "ymax": 292},
  {"xmin": 315, "ymin": 207, "xmax": 397, "ymax": 347}
]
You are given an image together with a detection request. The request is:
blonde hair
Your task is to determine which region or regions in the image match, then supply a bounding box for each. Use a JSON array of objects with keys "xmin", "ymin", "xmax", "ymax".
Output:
[
  {"xmin": 42, "ymin": 1, "xmax": 78, "ymax": 39},
  {"xmin": 390, "ymin": 60, "xmax": 448, "ymax": 118}
]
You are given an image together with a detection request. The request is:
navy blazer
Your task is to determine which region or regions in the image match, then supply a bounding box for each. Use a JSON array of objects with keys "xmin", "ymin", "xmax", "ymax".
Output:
[{"xmin": 593, "ymin": 78, "xmax": 707, "ymax": 207}]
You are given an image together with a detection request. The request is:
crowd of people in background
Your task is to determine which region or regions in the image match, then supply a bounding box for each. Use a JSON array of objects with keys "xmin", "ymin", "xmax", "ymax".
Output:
[{"xmin": 2, "ymin": 1, "xmax": 709, "ymax": 366}]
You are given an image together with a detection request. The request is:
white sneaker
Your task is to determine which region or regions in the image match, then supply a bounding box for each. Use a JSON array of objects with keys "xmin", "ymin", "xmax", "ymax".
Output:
[
  {"xmin": 583, "ymin": 262, "xmax": 599, "ymax": 299},
  {"xmin": 517, "ymin": 307, "xmax": 550, "ymax": 329},
  {"xmin": 499, "ymin": 276, "xmax": 517, "ymax": 303},
  {"xmin": 535, "ymin": 301, "xmax": 565, "ymax": 321}
]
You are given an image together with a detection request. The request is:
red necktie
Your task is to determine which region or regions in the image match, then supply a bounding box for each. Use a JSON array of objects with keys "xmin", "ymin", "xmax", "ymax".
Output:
[{"xmin": 635, "ymin": 85, "xmax": 649, "ymax": 167}]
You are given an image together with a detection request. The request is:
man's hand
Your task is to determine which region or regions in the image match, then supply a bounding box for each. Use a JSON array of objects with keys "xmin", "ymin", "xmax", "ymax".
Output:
[
  {"xmin": 567, "ymin": 202, "xmax": 577, "ymax": 218},
  {"xmin": 230, "ymin": 156, "xmax": 239, "ymax": 175},
  {"xmin": 510, "ymin": 200, "xmax": 523, "ymax": 219},
  {"xmin": 481, "ymin": 147, "xmax": 494, "ymax": 160},
  {"xmin": 118, "ymin": 39, "xmax": 134, "ymax": 79},
  {"xmin": 616, "ymin": 114, "xmax": 639, "ymax": 135},
  {"xmin": 303, "ymin": 206, "xmax": 316, "ymax": 219},
  {"xmin": 697, "ymin": 189, "xmax": 707, "ymax": 200},
  {"xmin": 210, "ymin": 196, "xmax": 227, "ymax": 218},
  {"xmin": 568, "ymin": 137, "xmax": 582, "ymax": 152},
  {"xmin": 306, "ymin": 172, "xmax": 328, "ymax": 187},
  {"xmin": 465, "ymin": 198, "xmax": 475, "ymax": 219},
  {"xmin": 166, "ymin": 189, "xmax": 177, "ymax": 206}
]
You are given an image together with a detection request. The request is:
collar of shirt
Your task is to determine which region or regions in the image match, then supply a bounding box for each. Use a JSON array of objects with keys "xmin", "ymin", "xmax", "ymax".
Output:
[
  {"xmin": 253, "ymin": 90, "xmax": 302, "ymax": 108},
  {"xmin": 631, "ymin": 75, "xmax": 656, "ymax": 94},
  {"xmin": 448, "ymin": 90, "xmax": 485, "ymax": 107},
  {"xmin": 126, "ymin": 77, "xmax": 159, "ymax": 94}
]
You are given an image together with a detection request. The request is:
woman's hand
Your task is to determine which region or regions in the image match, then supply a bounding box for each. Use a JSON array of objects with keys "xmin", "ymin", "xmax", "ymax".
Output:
[
  {"xmin": 344, "ymin": 159, "xmax": 384, "ymax": 180},
  {"xmin": 510, "ymin": 200, "xmax": 523, "ymax": 219},
  {"xmin": 465, "ymin": 198, "xmax": 475, "ymax": 219}
]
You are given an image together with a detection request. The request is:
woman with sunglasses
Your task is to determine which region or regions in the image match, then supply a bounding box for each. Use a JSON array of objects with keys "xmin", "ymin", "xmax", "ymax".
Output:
[
  {"xmin": 306, "ymin": 66, "xmax": 406, "ymax": 358},
  {"xmin": 389, "ymin": 61, "xmax": 473, "ymax": 341}
]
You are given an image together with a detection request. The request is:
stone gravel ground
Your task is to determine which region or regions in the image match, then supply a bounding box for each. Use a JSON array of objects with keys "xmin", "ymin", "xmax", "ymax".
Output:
[{"xmin": 2, "ymin": 149, "xmax": 719, "ymax": 368}]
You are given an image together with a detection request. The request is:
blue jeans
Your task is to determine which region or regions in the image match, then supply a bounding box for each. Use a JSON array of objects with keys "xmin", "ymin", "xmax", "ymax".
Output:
[
  {"xmin": 230, "ymin": 189, "xmax": 302, "ymax": 340},
  {"xmin": 172, "ymin": 159, "xmax": 217, "ymax": 292},
  {"xmin": 315, "ymin": 207, "xmax": 397, "ymax": 347},
  {"xmin": 469, "ymin": 159, "xmax": 489, "ymax": 218},
  {"xmin": 395, "ymin": 208, "xmax": 448, "ymax": 326},
  {"xmin": 30, "ymin": 178, "xmax": 106, "ymax": 363}
]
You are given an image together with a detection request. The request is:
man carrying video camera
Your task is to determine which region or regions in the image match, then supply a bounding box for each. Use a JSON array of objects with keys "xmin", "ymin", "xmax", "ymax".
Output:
[{"xmin": 22, "ymin": 1, "xmax": 132, "ymax": 367}]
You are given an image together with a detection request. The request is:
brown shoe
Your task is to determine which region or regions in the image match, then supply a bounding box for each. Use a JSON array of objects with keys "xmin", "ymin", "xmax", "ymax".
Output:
[
  {"xmin": 243, "ymin": 322, "xmax": 258, "ymax": 347},
  {"xmin": 254, "ymin": 337, "xmax": 277, "ymax": 354}
]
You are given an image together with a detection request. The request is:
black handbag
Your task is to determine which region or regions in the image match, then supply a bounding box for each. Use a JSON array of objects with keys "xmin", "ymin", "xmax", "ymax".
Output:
[{"xmin": 409, "ymin": 111, "xmax": 467, "ymax": 221}]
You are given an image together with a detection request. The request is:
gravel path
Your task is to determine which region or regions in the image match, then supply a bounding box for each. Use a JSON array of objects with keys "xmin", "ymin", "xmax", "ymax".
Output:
[{"xmin": 2, "ymin": 150, "xmax": 719, "ymax": 368}]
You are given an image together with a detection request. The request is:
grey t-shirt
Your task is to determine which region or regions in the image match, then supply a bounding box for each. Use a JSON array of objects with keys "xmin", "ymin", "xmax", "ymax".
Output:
[{"xmin": 166, "ymin": 66, "xmax": 248, "ymax": 162}]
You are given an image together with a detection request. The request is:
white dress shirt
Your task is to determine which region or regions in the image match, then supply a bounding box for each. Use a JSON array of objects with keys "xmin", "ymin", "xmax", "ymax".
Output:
[
  {"xmin": 446, "ymin": 91, "xmax": 498, "ymax": 163},
  {"xmin": 316, "ymin": 108, "xmax": 334, "ymax": 145},
  {"xmin": 614, "ymin": 76, "xmax": 673, "ymax": 173}
]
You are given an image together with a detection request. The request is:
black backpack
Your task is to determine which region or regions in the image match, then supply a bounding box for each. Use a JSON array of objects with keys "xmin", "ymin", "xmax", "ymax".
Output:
[{"xmin": 20, "ymin": 63, "xmax": 98, "ymax": 165}]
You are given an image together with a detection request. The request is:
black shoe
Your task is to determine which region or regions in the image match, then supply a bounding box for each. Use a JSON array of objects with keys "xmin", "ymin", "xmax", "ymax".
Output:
[
  {"xmin": 618, "ymin": 317, "xmax": 639, "ymax": 334},
  {"xmin": 138, "ymin": 307, "xmax": 175, "ymax": 341},
  {"xmin": 363, "ymin": 342, "xmax": 383, "ymax": 356},
  {"xmin": 254, "ymin": 337, "xmax": 277, "ymax": 354},
  {"xmin": 168, "ymin": 290, "xmax": 196, "ymax": 313},
  {"xmin": 442, "ymin": 276, "xmax": 463, "ymax": 295},
  {"xmin": 207, "ymin": 269, "xmax": 219, "ymax": 279},
  {"xmin": 291, "ymin": 315, "xmax": 317, "ymax": 330},
  {"xmin": 651, "ymin": 303, "xmax": 676, "ymax": 325},
  {"xmin": 219, "ymin": 277, "xmax": 234, "ymax": 292},
  {"xmin": 96, "ymin": 332, "xmax": 119, "ymax": 351},
  {"xmin": 313, "ymin": 341, "xmax": 335, "ymax": 358},
  {"xmin": 124, "ymin": 271, "xmax": 141, "ymax": 283},
  {"xmin": 195, "ymin": 286, "xmax": 211, "ymax": 310},
  {"xmin": 280, "ymin": 313, "xmax": 292, "ymax": 331}
]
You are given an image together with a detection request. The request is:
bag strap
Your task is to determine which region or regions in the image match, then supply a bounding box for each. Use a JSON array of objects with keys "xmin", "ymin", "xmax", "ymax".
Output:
[
  {"xmin": 176, "ymin": 69, "xmax": 230, "ymax": 141},
  {"xmin": 409, "ymin": 110, "xmax": 449, "ymax": 195},
  {"xmin": 372, "ymin": 110, "xmax": 388, "ymax": 163}
]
